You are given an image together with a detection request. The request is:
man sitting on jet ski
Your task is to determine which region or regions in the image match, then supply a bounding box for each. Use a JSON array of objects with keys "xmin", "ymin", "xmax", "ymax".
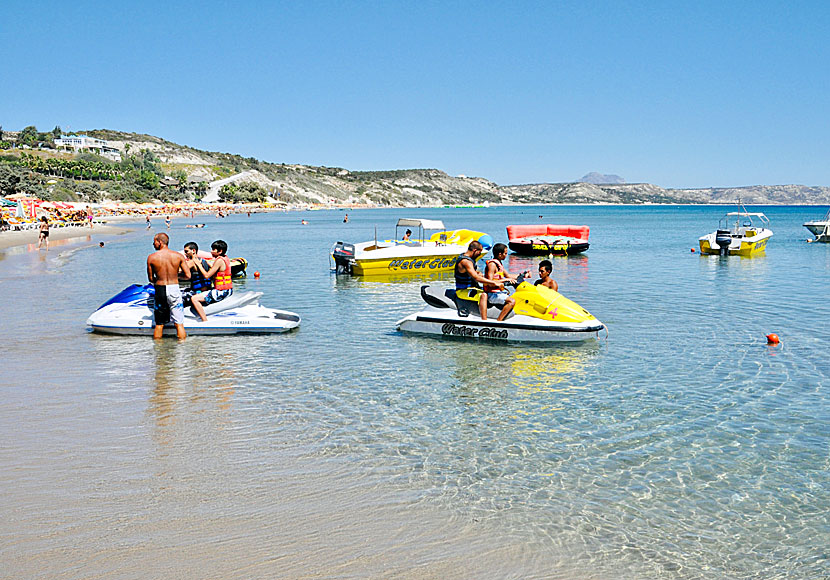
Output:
[
  {"xmin": 190, "ymin": 240, "xmax": 234, "ymax": 322},
  {"xmin": 454, "ymin": 240, "xmax": 509, "ymax": 321},
  {"xmin": 480, "ymin": 243, "xmax": 527, "ymax": 322}
]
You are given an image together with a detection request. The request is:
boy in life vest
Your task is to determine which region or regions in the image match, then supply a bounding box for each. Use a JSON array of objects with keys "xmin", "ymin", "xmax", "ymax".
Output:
[
  {"xmin": 480, "ymin": 243, "xmax": 523, "ymax": 321},
  {"xmin": 182, "ymin": 242, "xmax": 212, "ymax": 307},
  {"xmin": 190, "ymin": 239, "xmax": 233, "ymax": 322}
]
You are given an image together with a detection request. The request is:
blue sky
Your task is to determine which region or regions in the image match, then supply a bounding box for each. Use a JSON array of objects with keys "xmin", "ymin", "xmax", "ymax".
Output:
[{"xmin": 3, "ymin": 1, "xmax": 830, "ymax": 188}]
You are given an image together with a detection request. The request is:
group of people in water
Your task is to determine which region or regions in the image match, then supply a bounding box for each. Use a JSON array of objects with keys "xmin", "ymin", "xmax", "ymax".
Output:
[
  {"xmin": 146, "ymin": 232, "xmax": 234, "ymax": 339},
  {"xmin": 147, "ymin": 234, "xmax": 559, "ymax": 339},
  {"xmin": 455, "ymin": 240, "xmax": 558, "ymax": 322}
]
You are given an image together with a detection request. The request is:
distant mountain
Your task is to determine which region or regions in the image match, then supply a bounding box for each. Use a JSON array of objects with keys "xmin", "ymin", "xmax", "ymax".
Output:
[{"xmin": 580, "ymin": 172, "xmax": 625, "ymax": 185}]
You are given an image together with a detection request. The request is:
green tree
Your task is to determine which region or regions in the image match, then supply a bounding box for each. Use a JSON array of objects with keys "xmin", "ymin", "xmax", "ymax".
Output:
[
  {"xmin": 137, "ymin": 170, "xmax": 159, "ymax": 190},
  {"xmin": 20, "ymin": 125, "xmax": 38, "ymax": 146},
  {"xmin": 218, "ymin": 183, "xmax": 238, "ymax": 202},
  {"xmin": 0, "ymin": 164, "xmax": 24, "ymax": 196},
  {"xmin": 219, "ymin": 181, "xmax": 266, "ymax": 203}
]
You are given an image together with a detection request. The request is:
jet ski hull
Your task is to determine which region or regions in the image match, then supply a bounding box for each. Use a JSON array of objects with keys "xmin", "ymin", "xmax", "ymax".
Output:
[
  {"xmin": 396, "ymin": 308, "xmax": 603, "ymax": 343},
  {"xmin": 87, "ymin": 285, "xmax": 300, "ymax": 335},
  {"xmin": 396, "ymin": 283, "xmax": 604, "ymax": 344}
]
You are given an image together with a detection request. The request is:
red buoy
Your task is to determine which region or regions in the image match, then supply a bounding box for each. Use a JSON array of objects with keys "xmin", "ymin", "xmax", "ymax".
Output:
[
  {"xmin": 254, "ymin": 271, "xmax": 260, "ymax": 278},
  {"xmin": 766, "ymin": 333, "xmax": 780, "ymax": 344},
  {"xmin": 691, "ymin": 248, "xmax": 696, "ymax": 253}
]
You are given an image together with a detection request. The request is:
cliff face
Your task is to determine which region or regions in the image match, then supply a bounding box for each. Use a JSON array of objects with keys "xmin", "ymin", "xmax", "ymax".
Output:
[{"xmin": 81, "ymin": 130, "xmax": 830, "ymax": 205}]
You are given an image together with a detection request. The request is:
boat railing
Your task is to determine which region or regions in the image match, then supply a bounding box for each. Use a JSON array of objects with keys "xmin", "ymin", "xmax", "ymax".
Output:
[{"xmin": 719, "ymin": 212, "xmax": 769, "ymax": 234}]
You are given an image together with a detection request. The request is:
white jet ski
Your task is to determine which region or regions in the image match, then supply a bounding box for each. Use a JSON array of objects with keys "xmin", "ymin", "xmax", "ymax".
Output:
[
  {"xmin": 87, "ymin": 284, "xmax": 301, "ymax": 336},
  {"xmin": 396, "ymin": 282, "xmax": 604, "ymax": 343}
]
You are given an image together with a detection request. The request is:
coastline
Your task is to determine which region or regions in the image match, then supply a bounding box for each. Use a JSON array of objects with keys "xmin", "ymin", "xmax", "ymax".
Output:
[{"xmin": 0, "ymin": 223, "xmax": 133, "ymax": 251}]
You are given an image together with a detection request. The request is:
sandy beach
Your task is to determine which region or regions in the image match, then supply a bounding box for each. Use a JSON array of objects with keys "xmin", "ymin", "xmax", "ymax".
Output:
[{"xmin": 0, "ymin": 223, "xmax": 132, "ymax": 251}]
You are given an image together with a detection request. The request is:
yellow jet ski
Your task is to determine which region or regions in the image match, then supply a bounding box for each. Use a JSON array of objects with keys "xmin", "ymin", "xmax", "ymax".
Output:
[{"xmin": 396, "ymin": 280, "xmax": 604, "ymax": 343}]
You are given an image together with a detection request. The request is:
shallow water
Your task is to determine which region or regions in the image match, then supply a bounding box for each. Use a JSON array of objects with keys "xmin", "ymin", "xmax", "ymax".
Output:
[{"xmin": 1, "ymin": 205, "xmax": 828, "ymax": 578}]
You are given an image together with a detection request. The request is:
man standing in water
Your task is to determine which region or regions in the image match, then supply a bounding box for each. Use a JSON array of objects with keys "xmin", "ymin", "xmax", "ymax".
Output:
[
  {"xmin": 147, "ymin": 233, "xmax": 190, "ymax": 340},
  {"xmin": 535, "ymin": 259, "xmax": 558, "ymax": 291}
]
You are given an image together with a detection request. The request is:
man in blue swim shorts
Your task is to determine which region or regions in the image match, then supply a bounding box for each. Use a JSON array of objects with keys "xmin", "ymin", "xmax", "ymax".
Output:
[{"xmin": 147, "ymin": 233, "xmax": 190, "ymax": 340}]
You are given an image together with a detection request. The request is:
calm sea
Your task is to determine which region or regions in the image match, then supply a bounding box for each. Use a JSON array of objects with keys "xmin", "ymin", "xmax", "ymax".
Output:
[{"xmin": 1, "ymin": 205, "xmax": 828, "ymax": 579}]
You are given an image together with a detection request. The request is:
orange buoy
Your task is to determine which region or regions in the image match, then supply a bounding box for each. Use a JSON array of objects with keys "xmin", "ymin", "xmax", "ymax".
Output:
[
  {"xmin": 766, "ymin": 333, "xmax": 780, "ymax": 344},
  {"xmin": 690, "ymin": 248, "xmax": 696, "ymax": 253},
  {"xmin": 254, "ymin": 271, "xmax": 260, "ymax": 278}
]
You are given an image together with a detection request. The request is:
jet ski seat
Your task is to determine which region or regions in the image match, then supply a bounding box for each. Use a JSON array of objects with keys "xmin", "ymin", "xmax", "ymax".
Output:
[
  {"xmin": 184, "ymin": 291, "xmax": 263, "ymax": 318},
  {"xmin": 419, "ymin": 285, "xmax": 516, "ymax": 320}
]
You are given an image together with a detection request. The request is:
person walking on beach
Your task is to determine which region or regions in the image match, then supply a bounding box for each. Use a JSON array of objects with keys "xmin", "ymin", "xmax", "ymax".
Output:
[
  {"xmin": 147, "ymin": 233, "xmax": 190, "ymax": 340},
  {"xmin": 534, "ymin": 259, "xmax": 558, "ymax": 291},
  {"xmin": 37, "ymin": 216, "xmax": 49, "ymax": 250},
  {"xmin": 189, "ymin": 239, "xmax": 233, "ymax": 322},
  {"xmin": 87, "ymin": 208, "xmax": 94, "ymax": 229}
]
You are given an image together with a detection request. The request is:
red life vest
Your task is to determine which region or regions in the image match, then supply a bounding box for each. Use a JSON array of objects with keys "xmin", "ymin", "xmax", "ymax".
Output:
[
  {"xmin": 483, "ymin": 259, "xmax": 506, "ymax": 293},
  {"xmin": 214, "ymin": 256, "xmax": 233, "ymax": 290}
]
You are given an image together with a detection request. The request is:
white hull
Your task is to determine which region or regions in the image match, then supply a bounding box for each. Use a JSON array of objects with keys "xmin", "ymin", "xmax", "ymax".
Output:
[
  {"xmin": 87, "ymin": 290, "xmax": 301, "ymax": 336},
  {"xmin": 804, "ymin": 220, "xmax": 830, "ymax": 236},
  {"xmin": 396, "ymin": 307, "xmax": 602, "ymax": 343}
]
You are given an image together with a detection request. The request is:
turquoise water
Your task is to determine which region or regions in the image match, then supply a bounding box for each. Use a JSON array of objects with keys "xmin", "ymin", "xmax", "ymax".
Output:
[{"xmin": 1, "ymin": 205, "xmax": 829, "ymax": 578}]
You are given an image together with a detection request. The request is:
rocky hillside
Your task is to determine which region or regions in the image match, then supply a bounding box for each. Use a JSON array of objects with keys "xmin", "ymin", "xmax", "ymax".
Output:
[{"xmin": 6, "ymin": 128, "xmax": 830, "ymax": 205}]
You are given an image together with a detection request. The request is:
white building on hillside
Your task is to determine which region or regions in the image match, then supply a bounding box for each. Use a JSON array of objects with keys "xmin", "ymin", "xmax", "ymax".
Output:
[{"xmin": 55, "ymin": 135, "xmax": 121, "ymax": 160}]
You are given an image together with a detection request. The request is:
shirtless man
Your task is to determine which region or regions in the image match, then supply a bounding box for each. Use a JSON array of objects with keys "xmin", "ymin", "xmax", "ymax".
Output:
[
  {"xmin": 535, "ymin": 259, "xmax": 559, "ymax": 291},
  {"xmin": 147, "ymin": 232, "xmax": 190, "ymax": 339}
]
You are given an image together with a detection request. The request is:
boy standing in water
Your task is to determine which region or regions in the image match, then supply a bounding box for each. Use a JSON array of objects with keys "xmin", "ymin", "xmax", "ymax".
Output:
[
  {"xmin": 535, "ymin": 259, "xmax": 559, "ymax": 291},
  {"xmin": 147, "ymin": 233, "xmax": 190, "ymax": 340}
]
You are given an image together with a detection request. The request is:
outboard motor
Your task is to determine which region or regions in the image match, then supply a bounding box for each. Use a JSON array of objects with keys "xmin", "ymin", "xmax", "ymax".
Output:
[
  {"xmin": 332, "ymin": 241, "xmax": 356, "ymax": 274},
  {"xmin": 715, "ymin": 230, "xmax": 732, "ymax": 256}
]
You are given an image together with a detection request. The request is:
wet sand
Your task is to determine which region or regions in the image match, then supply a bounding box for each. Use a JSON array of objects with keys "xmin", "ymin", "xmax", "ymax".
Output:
[{"xmin": 0, "ymin": 224, "xmax": 130, "ymax": 251}]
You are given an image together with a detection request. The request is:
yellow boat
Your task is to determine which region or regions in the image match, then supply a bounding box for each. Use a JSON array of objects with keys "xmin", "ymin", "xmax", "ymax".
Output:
[
  {"xmin": 332, "ymin": 218, "xmax": 493, "ymax": 277},
  {"xmin": 699, "ymin": 208, "xmax": 772, "ymax": 256}
]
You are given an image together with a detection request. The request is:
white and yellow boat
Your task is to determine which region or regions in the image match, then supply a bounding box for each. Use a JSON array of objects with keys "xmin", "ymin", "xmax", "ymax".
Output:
[
  {"xmin": 699, "ymin": 208, "xmax": 772, "ymax": 256},
  {"xmin": 331, "ymin": 218, "xmax": 493, "ymax": 276}
]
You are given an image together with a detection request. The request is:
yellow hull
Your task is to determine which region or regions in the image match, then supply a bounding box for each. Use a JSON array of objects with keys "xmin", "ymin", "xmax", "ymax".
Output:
[
  {"xmin": 699, "ymin": 237, "xmax": 769, "ymax": 256},
  {"xmin": 346, "ymin": 228, "xmax": 492, "ymax": 277},
  {"xmin": 353, "ymin": 253, "xmax": 461, "ymax": 276}
]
